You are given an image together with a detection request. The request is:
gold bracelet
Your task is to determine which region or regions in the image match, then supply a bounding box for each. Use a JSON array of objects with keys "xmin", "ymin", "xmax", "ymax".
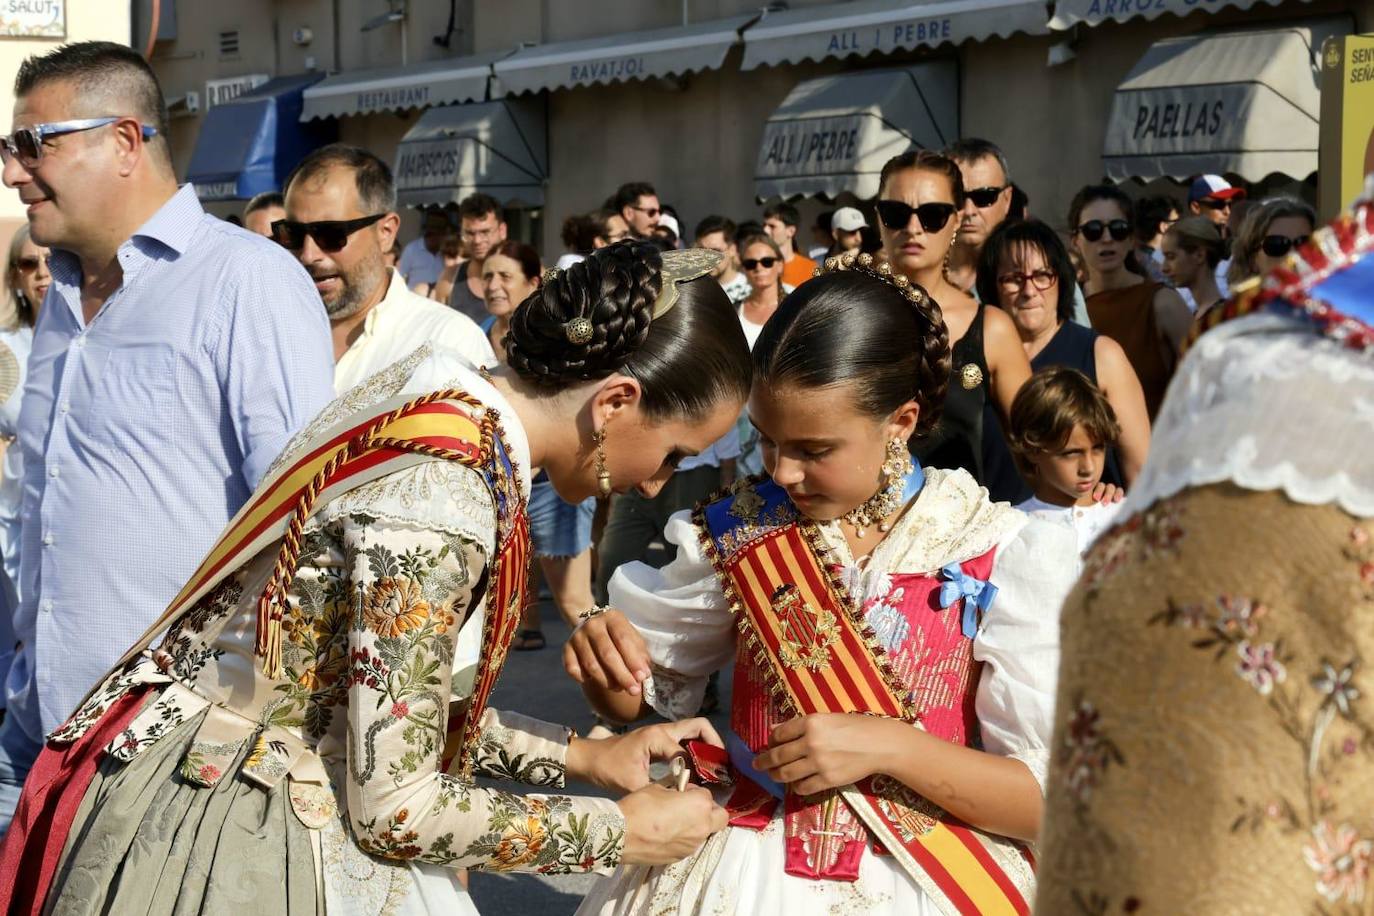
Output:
[{"xmin": 578, "ymin": 605, "xmax": 610, "ymax": 622}]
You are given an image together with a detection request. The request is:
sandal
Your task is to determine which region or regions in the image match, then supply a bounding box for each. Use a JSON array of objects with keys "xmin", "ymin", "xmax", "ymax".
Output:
[{"xmin": 512, "ymin": 629, "xmax": 546, "ymax": 651}]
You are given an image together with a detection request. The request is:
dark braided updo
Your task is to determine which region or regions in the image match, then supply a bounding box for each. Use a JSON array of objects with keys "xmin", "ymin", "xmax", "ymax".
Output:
[
  {"xmin": 752, "ymin": 267, "xmax": 951, "ymax": 437},
  {"xmin": 505, "ymin": 239, "xmax": 752, "ymax": 420},
  {"xmin": 505, "ymin": 239, "xmax": 662, "ymax": 385}
]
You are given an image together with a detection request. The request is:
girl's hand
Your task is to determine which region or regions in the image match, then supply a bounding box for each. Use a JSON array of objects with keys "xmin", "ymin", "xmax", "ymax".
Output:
[
  {"xmin": 569, "ymin": 717, "xmax": 723, "ymax": 795},
  {"xmin": 563, "ymin": 609, "xmax": 651, "ymax": 695},
  {"xmin": 752, "ymin": 713, "xmax": 897, "ymax": 796}
]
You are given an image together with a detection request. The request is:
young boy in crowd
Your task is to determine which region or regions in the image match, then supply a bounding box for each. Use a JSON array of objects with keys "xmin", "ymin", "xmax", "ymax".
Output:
[{"xmin": 1009, "ymin": 367, "xmax": 1125, "ymax": 555}]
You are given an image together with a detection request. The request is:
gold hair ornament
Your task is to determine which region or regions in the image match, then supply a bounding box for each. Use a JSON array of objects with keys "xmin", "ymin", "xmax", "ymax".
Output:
[
  {"xmin": 816, "ymin": 251, "xmax": 934, "ymax": 308},
  {"xmin": 551, "ymin": 248, "xmax": 724, "ymax": 344}
]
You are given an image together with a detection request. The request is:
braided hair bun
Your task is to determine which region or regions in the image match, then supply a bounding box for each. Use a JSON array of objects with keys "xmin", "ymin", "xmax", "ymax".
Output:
[{"xmin": 505, "ymin": 240, "xmax": 664, "ymax": 387}]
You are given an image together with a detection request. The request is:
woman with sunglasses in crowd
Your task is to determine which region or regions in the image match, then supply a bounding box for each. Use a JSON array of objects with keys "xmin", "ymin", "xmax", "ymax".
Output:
[
  {"xmin": 0, "ymin": 241, "xmax": 750, "ymax": 916},
  {"xmin": 736, "ymin": 233, "xmax": 792, "ymax": 348},
  {"xmin": 0, "ymin": 226, "xmax": 44, "ymax": 703},
  {"xmin": 1226, "ymin": 197, "xmax": 1317, "ymax": 289},
  {"xmin": 875, "ymin": 150, "xmax": 1031, "ymax": 492},
  {"xmin": 978, "ymin": 218, "xmax": 1150, "ymax": 488},
  {"xmin": 1070, "ymin": 185, "xmax": 1191, "ymax": 420},
  {"xmin": 1160, "ymin": 216, "xmax": 1227, "ymax": 322}
]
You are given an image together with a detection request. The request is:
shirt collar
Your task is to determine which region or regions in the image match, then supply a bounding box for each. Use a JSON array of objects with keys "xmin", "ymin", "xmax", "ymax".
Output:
[
  {"xmin": 130, "ymin": 184, "xmax": 203, "ymax": 256},
  {"xmin": 361, "ymin": 268, "xmax": 408, "ymax": 337},
  {"xmin": 48, "ymin": 184, "xmax": 201, "ymax": 283}
]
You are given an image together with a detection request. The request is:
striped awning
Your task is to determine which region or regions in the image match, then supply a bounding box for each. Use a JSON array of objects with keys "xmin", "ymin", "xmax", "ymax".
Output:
[
  {"xmin": 740, "ymin": 0, "xmax": 1047, "ymax": 71},
  {"xmin": 301, "ymin": 51, "xmax": 510, "ymax": 120},
  {"xmin": 493, "ymin": 14, "xmax": 757, "ymax": 95},
  {"xmin": 1051, "ymin": 0, "xmax": 1315, "ymax": 31}
]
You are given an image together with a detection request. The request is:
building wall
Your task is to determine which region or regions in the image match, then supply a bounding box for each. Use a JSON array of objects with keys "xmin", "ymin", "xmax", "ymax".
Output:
[
  {"xmin": 151, "ymin": 0, "xmax": 1372, "ymax": 254},
  {"xmin": 0, "ymin": 0, "xmax": 132, "ymax": 243}
]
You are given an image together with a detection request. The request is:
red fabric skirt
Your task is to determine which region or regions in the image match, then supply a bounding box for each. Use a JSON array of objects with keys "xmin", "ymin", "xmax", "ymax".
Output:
[{"xmin": 0, "ymin": 688, "xmax": 149, "ymax": 916}]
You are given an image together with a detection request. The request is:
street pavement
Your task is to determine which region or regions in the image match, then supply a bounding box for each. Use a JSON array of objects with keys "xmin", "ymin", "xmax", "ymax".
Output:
[{"xmin": 468, "ymin": 597, "xmax": 732, "ymax": 915}]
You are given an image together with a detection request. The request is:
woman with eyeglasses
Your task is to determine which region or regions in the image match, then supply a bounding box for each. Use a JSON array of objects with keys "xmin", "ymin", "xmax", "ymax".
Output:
[
  {"xmin": 1070, "ymin": 185, "xmax": 1191, "ymax": 420},
  {"xmin": 1161, "ymin": 216, "xmax": 1226, "ymax": 321},
  {"xmin": 978, "ymin": 218, "xmax": 1150, "ymax": 488},
  {"xmin": 736, "ymin": 233, "xmax": 793, "ymax": 348},
  {"xmin": 875, "ymin": 150, "xmax": 1031, "ymax": 496},
  {"xmin": 1226, "ymin": 197, "xmax": 1317, "ymax": 289}
]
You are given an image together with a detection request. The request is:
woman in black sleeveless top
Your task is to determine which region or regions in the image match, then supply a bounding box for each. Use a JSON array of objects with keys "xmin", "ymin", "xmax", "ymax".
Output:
[
  {"xmin": 976, "ymin": 218, "xmax": 1151, "ymax": 487},
  {"xmin": 872, "ymin": 151, "xmax": 1032, "ymax": 495}
]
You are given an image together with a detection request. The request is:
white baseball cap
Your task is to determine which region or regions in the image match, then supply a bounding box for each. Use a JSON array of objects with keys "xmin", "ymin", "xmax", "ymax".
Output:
[
  {"xmin": 657, "ymin": 213, "xmax": 681, "ymax": 239},
  {"xmin": 831, "ymin": 207, "xmax": 868, "ymax": 232}
]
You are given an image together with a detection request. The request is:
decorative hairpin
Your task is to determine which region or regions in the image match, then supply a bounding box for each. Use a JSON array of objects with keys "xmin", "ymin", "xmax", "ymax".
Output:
[
  {"xmin": 549, "ymin": 248, "xmax": 724, "ymax": 345},
  {"xmin": 818, "ymin": 251, "xmax": 931, "ymax": 307}
]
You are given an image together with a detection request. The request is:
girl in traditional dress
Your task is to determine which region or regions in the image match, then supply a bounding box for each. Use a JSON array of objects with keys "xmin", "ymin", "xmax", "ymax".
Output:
[
  {"xmin": 0, "ymin": 241, "xmax": 749, "ymax": 916},
  {"xmin": 569, "ymin": 255, "xmax": 1079, "ymax": 915}
]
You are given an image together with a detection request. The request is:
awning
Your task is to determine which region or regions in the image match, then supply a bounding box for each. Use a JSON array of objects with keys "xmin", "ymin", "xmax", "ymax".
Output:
[
  {"xmin": 493, "ymin": 14, "xmax": 756, "ymax": 95},
  {"xmin": 1052, "ymin": 0, "xmax": 1313, "ymax": 31},
  {"xmin": 740, "ymin": 0, "xmax": 1047, "ymax": 71},
  {"xmin": 393, "ymin": 99, "xmax": 547, "ymax": 208},
  {"xmin": 754, "ymin": 62, "xmax": 959, "ymax": 201},
  {"xmin": 301, "ymin": 51, "xmax": 509, "ymax": 120},
  {"xmin": 1102, "ymin": 20, "xmax": 1350, "ymax": 183},
  {"xmin": 187, "ymin": 73, "xmax": 336, "ymax": 202}
]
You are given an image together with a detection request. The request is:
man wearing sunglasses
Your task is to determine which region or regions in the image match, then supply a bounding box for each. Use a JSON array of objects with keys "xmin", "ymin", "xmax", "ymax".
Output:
[
  {"xmin": 1187, "ymin": 175, "xmax": 1245, "ymax": 233},
  {"xmin": 944, "ymin": 138, "xmax": 1014, "ymax": 298},
  {"xmin": 611, "ymin": 181, "xmax": 661, "ymax": 239},
  {"xmin": 0, "ymin": 41, "xmax": 336, "ymax": 837},
  {"xmin": 278, "ymin": 144, "xmax": 493, "ymax": 394}
]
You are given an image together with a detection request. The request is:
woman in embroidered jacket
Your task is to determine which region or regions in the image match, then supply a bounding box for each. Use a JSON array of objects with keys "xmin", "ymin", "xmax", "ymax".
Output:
[
  {"xmin": 0, "ymin": 242, "xmax": 749, "ymax": 915},
  {"xmin": 570, "ymin": 258, "xmax": 1079, "ymax": 915}
]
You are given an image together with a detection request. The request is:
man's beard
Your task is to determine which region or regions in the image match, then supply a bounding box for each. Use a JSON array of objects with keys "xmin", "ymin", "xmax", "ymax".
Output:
[{"xmin": 322, "ymin": 252, "xmax": 385, "ymax": 319}]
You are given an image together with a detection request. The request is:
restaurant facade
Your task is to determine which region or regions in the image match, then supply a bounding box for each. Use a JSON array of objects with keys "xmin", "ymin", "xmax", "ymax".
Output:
[{"xmin": 149, "ymin": 0, "xmax": 1370, "ymax": 253}]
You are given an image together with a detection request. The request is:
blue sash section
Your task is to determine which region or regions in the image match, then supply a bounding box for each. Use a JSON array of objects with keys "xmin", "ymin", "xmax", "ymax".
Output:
[{"xmin": 1293, "ymin": 252, "xmax": 1374, "ymax": 328}]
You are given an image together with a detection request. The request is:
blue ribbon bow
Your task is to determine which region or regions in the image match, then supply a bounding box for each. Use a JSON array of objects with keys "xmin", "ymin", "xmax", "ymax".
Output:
[{"xmin": 938, "ymin": 563, "xmax": 998, "ymax": 639}]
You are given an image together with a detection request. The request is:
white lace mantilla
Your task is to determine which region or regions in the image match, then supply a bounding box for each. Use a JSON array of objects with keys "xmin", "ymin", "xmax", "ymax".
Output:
[{"xmin": 1125, "ymin": 314, "xmax": 1374, "ymax": 521}]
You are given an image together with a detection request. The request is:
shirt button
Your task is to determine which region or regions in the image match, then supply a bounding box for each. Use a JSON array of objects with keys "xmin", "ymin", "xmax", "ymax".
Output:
[
  {"xmin": 40, "ymin": 599, "xmax": 52, "ymax": 613},
  {"xmin": 73, "ymin": 338, "xmax": 86, "ymax": 350},
  {"xmin": 49, "ymin": 466, "xmax": 59, "ymax": 478},
  {"xmin": 59, "ymin": 403, "xmax": 69, "ymax": 415},
  {"xmin": 41, "ymin": 533, "xmax": 52, "ymax": 546}
]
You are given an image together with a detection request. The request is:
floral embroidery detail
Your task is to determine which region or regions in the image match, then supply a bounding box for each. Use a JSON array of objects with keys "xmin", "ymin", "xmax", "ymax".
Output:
[
  {"xmin": 1236, "ymin": 641, "xmax": 1287, "ymax": 696},
  {"xmin": 456, "ymin": 794, "xmax": 624, "ymax": 873},
  {"xmin": 1060, "ymin": 699, "xmax": 1124, "ymax": 806},
  {"xmin": 1082, "ymin": 499, "xmax": 1187, "ymax": 597},
  {"xmin": 363, "ymin": 577, "xmax": 433, "ymax": 638},
  {"xmin": 473, "ymin": 724, "xmax": 565, "ymax": 787},
  {"xmin": 355, "ymin": 808, "xmax": 424, "ymax": 860},
  {"xmin": 1313, "ymin": 661, "xmax": 1361, "ymax": 717},
  {"xmin": 1217, "ymin": 595, "xmax": 1266, "ymax": 637},
  {"xmin": 1303, "ymin": 821, "xmax": 1373, "ymax": 904}
]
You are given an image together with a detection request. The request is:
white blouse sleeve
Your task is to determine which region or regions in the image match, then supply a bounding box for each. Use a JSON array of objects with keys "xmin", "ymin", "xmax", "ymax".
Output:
[
  {"xmin": 973, "ymin": 516, "xmax": 1079, "ymax": 795},
  {"xmin": 607, "ymin": 509, "xmax": 735, "ymax": 720}
]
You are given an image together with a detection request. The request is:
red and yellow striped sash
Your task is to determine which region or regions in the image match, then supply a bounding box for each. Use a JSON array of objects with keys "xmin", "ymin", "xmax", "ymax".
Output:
[{"xmin": 709, "ymin": 515, "xmax": 1031, "ymax": 916}]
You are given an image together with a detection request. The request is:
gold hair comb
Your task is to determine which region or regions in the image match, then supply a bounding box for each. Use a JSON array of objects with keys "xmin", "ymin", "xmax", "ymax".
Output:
[
  {"xmin": 817, "ymin": 251, "xmax": 932, "ymax": 307},
  {"xmin": 549, "ymin": 248, "xmax": 723, "ymax": 344}
]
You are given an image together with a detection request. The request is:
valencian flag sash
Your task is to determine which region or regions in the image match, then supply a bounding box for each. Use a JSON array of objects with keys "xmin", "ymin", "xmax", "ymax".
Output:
[
  {"xmin": 696, "ymin": 476, "xmax": 1033, "ymax": 916},
  {"xmin": 61, "ymin": 388, "xmax": 530, "ymax": 777}
]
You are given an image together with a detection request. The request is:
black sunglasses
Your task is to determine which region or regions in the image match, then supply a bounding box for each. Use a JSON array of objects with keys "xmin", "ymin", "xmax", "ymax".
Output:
[
  {"xmin": 742, "ymin": 256, "xmax": 778, "ymax": 270},
  {"xmin": 271, "ymin": 213, "xmax": 386, "ymax": 252},
  {"xmin": 965, "ymin": 185, "xmax": 1007, "ymax": 208},
  {"xmin": 1076, "ymin": 219, "xmax": 1132, "ymax": 243},
  {"xmin": 1259, "ymin": 234, "xmax": 1310, "ymax": 259},
  {"xmin": 1197, "ymin": 198, "xmax": 1233, "ymax": 211},
  {"xmin": 875, "ymin": 199, "xmax": 958, "ymax": 233}
]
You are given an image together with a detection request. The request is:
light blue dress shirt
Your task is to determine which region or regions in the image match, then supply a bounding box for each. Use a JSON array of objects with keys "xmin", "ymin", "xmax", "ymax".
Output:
[
  {"xmin": 6, "ymin": 185, "xmax": 335, "ymax": 739},
  {"xmin": 0, "ymin": 324, "xmax": 33, "ymax": 707}
]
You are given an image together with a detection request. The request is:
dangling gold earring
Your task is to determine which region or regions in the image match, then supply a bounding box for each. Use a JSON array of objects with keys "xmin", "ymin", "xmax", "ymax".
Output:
[
  {"xmin": 593, "ymin": 427, "xmax": 612, "ymax": 498},
  {"xmin": 882, "ymin": 437, "xmax": 913, "ymax": 482}
]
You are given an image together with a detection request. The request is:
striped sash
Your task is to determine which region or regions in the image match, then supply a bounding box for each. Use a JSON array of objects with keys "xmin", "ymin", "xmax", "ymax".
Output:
[
  {"xmin": 697, "ymin": 482, "xmax": 1033, "ymax": 916},
  {"xmin": 72, "ymin": 389, "xmax": 530, "ymax": 777}
]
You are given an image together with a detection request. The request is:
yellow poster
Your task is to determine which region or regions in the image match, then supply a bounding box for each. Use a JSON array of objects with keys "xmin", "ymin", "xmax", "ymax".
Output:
[{"xmin": 1320, "ymin": 34, "xmax": 1374, "ymax": 219}]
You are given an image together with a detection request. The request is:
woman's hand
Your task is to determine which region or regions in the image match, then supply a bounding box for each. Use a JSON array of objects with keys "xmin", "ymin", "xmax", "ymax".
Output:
[
  {"xmin": 568, "ymin": 717, "xmax": 723, "ymax": 795},
  {"xmin": 753, "ymin": 713, "xmax": 898, "ymax": 796},
  {"xmin": 617, "ymin": 784, "xmax": 728, "ymax": 865},
  {"xmin": 563, "ymin": 609, "xmax": 651, "ymax": 695}
]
